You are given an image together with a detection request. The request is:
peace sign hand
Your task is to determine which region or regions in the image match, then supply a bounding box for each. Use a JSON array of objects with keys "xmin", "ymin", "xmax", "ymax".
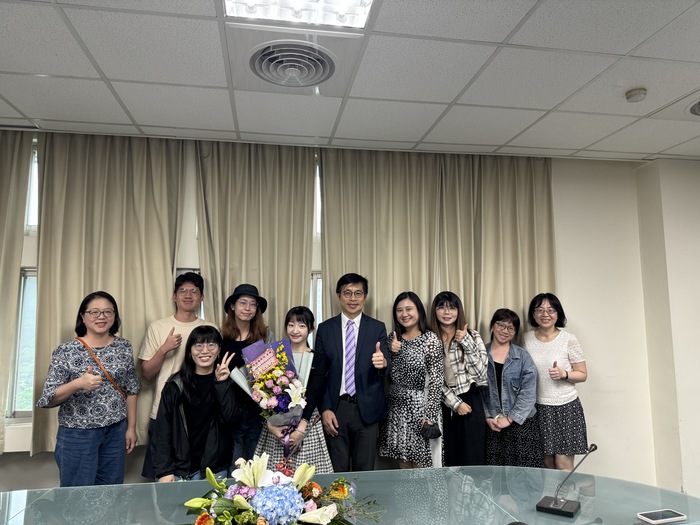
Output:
[{"xmin": 215, "ymin": 352, "xmax": 234, "ymax": 381}]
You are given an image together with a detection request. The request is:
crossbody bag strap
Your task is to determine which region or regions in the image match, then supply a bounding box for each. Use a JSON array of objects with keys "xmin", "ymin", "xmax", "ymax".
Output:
[{"xmin": 76, "ymin": 337, "xmax": 127, "ymax": 399}]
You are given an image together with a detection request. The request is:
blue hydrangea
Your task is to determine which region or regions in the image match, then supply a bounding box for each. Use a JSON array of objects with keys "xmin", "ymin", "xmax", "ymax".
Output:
[{"xmin": 250, "ymin": 484, "xmax": 304, "ymax": 525}]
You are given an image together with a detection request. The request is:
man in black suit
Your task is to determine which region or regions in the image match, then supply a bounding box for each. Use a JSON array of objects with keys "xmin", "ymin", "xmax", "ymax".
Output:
[{"xmin": 313, "ymin": 273, "xmax": 389, "ymax": 472}]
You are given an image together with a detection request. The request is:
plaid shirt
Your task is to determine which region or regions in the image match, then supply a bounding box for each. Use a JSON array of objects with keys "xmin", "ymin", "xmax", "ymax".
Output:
[{"xmin": 442, "ymin": 329, "xmax": 488, "ymax": 412}]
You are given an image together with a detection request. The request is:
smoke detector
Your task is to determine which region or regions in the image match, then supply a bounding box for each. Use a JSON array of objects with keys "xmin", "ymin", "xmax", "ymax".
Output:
[
  {"xmin": 249, "ymin": 42, "xmax": 336, "ymax": 87},
  {"xmin": 625, "ymin": 87, "xmax": 647, "ymax": 103}
]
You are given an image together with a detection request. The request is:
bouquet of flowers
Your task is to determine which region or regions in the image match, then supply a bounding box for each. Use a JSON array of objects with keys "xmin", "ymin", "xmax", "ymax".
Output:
[{"xmin": 184, "ymin": 453, "xmax": 383, "ymax": 525}]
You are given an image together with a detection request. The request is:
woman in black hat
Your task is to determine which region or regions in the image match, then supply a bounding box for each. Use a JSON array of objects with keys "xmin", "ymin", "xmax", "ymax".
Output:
[{"xmin": 221, "ymin": 284, "xmax": 274, "ymax": 463}]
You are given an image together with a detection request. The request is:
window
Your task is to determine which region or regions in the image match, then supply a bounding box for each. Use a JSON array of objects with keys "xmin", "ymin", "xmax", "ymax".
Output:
[
  {"xmin": 8, "ymin": 270, "xmax": 37, "ymax": 417},
  {"xmin": 25, "ymin": 146, "xmax": 38, "ymax": 235}
]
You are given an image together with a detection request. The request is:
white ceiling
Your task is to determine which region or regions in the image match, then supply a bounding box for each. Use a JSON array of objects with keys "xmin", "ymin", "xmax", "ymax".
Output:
[{"xmin": 2, "ymin": 0, "xmax": 700, "ymax": 161}]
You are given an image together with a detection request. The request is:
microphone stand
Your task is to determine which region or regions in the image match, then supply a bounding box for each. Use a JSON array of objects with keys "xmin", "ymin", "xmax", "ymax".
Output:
[{"xmin": 536, "ymin": 444, "xmax": 598, "ymax": 518}]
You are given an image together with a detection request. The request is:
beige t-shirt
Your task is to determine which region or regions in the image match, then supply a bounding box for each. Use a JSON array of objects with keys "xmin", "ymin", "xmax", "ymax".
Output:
[{"xmin": 139, "ymin": 315, "xmax": 216, "ymax": 419}]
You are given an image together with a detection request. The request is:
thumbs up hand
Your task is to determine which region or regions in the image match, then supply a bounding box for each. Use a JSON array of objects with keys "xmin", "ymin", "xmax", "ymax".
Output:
[
  {"xmin": 82, "ymin": 365, "xmax": 103, "ymax": 391},
  {"xmin": 549, "ymin": 360, "xmax": 562, "ymax": 381},
  {"xmin": 390, "ymin": 331, "xmax": 401, "ymax": 354},
  {"xmin": 372, "ymin": 341, "xmax": 387, "ymax": 369},
  {"xmin": 163, "ymin": 327, "xmax": 182, "ymax": 355},
  {"xmin": 455, "ymin": 323, "xmax": 469, "ymax": 343}
]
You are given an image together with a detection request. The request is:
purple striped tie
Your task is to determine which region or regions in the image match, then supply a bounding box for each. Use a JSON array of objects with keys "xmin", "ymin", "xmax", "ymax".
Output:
[{"xmin": 345, "ymin": 320, "xmax": 356, "ymax": 396}]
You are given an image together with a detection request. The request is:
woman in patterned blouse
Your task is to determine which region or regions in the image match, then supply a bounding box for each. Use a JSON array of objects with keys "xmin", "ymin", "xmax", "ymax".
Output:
[{"xmin": 38, "ymin": 291, "xmax": 140, "ymax": 487}]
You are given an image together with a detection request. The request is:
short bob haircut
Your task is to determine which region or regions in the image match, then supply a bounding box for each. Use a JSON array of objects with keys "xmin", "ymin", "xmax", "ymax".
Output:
[
  {"xmin": 527, "ymin": 292, "xmax": 567, "ymax": 328},
  {"xmin": 75, "ymin": 291, "xmax": 121, "ymax": 337},
  {"xmin": 392, "ymin": 291, "xmax": 428, "ymax": 338},
  {"xmin": 489, "ymin": 308, "xmax": 521, "ymax": 336},
  {"xmin": 284, "ymin": 306, "xmax": 315, "ymax": 332},
  {"xmin": 174, "ymin": 271, "xmax": 204, "ymax": 295},
  {"xmin": 335, "ymin": 273, "xmax": 369, "ymax": 295}
]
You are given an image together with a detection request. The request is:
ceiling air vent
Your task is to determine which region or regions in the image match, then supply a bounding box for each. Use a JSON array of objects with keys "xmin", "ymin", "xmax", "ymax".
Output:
[{"xmin": 249, "ymin": 42, "xmax": 335, "ymax": 87}]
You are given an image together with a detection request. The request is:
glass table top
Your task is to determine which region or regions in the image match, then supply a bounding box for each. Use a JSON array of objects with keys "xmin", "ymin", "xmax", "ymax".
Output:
[{"xmin": 2, "ymin": 466, "xmax": 700, "ymax": 525}]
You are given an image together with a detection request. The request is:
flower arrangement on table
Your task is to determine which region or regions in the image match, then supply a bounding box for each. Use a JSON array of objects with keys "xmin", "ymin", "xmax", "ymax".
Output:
[
  {"xmin": 230, "ymin": 339, "xmax": 306, "ymax": 459},
  {"xmin": 184, "ymin": 453, "xmax": 383, "ymax": 525}
]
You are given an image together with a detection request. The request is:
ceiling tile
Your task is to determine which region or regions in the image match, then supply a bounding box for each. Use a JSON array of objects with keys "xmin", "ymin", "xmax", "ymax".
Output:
[
  {"xmin": 58, "ymin": 0, "xmax": 217, "ymax": 16},
  {"xmin": 374, "ymin": 0, "xmax": 536, "ymax": 42},
  {"xmin": 497, "ymin": 146, "xmax": 576, "ymax": 157},
  {"xmin": 661, "ymin": 136, "xmax": 700, "ymax": 156},
  {"xmin": 113, "ymin": 82, "xmax": 234, "ymax": 129},
  {"xmin": 0, "ymin": 3, "xmax": 98, "ymax": 77},
  {"xmin": 459, "ymin": 48, "xmax": 616, "ymax": 109},
  {"xmin": 36, "ymin": 120, "xmax": 140, "ymax": 135},
  {"xmin": 415, "ymin": 143, "xmax": 497, "ymax": 153},
  {"xmin": 590, "ymin": 119, "xmax": 700, "ymax": 153},
  {"xmin": 143, "ymin": 127, "xmax": 239, "ymax": 141},
  {"xmin": 559, "ymin": 58, "xmax": 700, "ymax": 116},
  {"xmin": 235, "ymin": 91, "xmax": 342, "ymax": 136},
  {"xmin": 351, "ymin": 35, "xmax": 495, "ymax": 103},
  {"xmin": 0, "ymin": 98, "xmax": 23, "ymax": 118},
  {"xmin": 510, "ymin": 112, "xmax": 636, "ymax": 149},
  {"xmin": 331, "ymin": 138, "xmax": 415, "ymax": 150},
  {"xmin": 651, "ymin": 89, "xmax": 700, "ymax": 122},
  {"xmin": 64, "ymin": 9, "xmax": 226, "ymax": 86},
  {"xmin": 0, "ymin": 74, "xmax": 131, "ymax": 122},
  {"xmin": 511, "ymin": 0, "xmax": 695, "ymax": 54},
  {"xmin": 425, "ymin": 106, "xmax": 544, "ymax": 145},
  {"xmin": 633, "ymin": 3, "xmax": 700, "ymax": 63},
  {"xmin": 335, "ymin": 99, "xmax": 447, "ymax": 141}
]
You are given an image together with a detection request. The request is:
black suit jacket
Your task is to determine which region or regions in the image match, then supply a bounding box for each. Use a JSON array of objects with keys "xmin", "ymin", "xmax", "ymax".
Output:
[{"xmin": 313, "ymin": 313, "xmax": 389, "ymax": 425}]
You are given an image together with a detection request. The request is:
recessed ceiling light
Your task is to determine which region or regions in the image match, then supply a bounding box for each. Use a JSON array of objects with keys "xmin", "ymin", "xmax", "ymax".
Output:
[
  {"xmin": 689, "ymin": 101, "xmax": 700, "ymax": 117},
  {"xmin": 224, "ymin": 0, "xmax": 374, "ymax": 29},
  {"xmin": 625, "ymin": 87, "xmax": 647, "ymax": 103}
]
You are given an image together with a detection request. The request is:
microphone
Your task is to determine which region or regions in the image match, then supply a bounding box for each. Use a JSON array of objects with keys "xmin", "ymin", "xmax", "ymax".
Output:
[{"xmin": 536, "ymin": 443, "xmax": 598, "ymax": 518}]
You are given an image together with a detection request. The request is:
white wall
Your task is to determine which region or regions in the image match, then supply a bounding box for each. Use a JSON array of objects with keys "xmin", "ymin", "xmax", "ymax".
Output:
[{"xmin": 551, "ymin": 159, "xmax": 657, "ymax": 486}]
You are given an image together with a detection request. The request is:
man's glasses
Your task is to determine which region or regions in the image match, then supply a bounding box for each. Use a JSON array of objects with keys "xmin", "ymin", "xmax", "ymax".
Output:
[
  {"xmin": 341, "ymin": 290, "xmax": 365, "ymax": 299},
  {"xmin": 177, "ymin": 288, "xmax": 201, "ymax": 296}
]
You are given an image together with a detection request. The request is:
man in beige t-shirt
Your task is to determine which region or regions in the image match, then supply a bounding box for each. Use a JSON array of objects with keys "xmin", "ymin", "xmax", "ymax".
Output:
[{"xmin": 139, "ymin": 272, "xmax": 215, "ymax": 479}]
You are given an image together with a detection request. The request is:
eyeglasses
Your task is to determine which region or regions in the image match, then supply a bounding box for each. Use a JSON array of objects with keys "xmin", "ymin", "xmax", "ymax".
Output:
[
  {"xmin": 177, "ymin": 288, "xmax": 201, "ymax": 296},
  {"xmin": 534, "ymin": 307, "xmax": 557, "ymax": 316},
  {"xmin": 193, "ymin": 342, "xmax": 219, "ymax": 352},
  {"xmin": 85, "ymin": 309, "xmax": 115, "ymax": 319},
  {"xmin": 236, "ymin": 299, "xmax": 258, "ymax": 309},
  {"xmin": 341, "ymin": 290, "xmax": 365, "ymax": 299},
  {"xmin": 494, "ymin": 322, "xmax": 516, "ymax": 334},
  {"xmin": 436, "ymin": 305, "xmax": 457, "ymax": 312}
]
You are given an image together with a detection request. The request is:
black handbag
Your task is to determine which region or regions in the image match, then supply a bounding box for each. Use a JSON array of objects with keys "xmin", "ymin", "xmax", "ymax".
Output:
[{"xmin": 419, "ymin": 421, "xmax": 442, "ymax": 439}]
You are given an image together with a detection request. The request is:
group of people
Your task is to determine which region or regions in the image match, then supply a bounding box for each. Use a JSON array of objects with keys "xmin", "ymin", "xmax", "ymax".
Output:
[{"xmin": 38, "ymin": 271, "xmax": 588, "ymax": 488}]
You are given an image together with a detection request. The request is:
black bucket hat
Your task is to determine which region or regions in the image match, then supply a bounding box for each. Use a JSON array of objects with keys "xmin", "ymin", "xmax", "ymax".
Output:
[{"xmin": 224, "ymin": 284, "xmax": 268, "ymax": 314}]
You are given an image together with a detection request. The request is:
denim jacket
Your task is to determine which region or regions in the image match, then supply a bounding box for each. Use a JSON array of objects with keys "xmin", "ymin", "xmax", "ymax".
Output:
[{"xmin": 483, "ymin": 342, "xmax": 537, "ymax": 425}]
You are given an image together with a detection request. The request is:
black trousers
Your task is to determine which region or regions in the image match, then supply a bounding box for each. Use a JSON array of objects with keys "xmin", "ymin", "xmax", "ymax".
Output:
[
  {"xmin": 442, "ymin": 387, "xmax": 486, "ymax": 466},
  {"xmin": 324, "ymin": 398, "xmax": 378, "ymax": 472}
]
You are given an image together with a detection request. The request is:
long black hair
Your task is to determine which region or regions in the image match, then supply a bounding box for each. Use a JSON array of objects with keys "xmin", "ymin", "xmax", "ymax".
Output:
[{"xmin": 177, "ymin": 325, "xmax": 224, "ymax": 405}]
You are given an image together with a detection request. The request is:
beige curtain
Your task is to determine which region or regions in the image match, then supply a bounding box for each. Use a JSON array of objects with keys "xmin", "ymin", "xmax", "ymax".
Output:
[
  {"xmin": 0, "ymin": 131, "xmax": 33, "ymax": 453},
  {"xmin": 438, "ymin": 155, "xmax": 556, "ymax": 334},
  {"xmin": 196, "ymin": 142, "xmax": 316, "ymax": 334},
  {"xmin": 320, "ymin": 149, "xmax": 556, "ymax": 333},
  {"xmin": 319, "ymin": 149, "xmax": 442, "ymax": 327},
  {"xmin": 32, "ymin": 133, "xmax": 188, "ymax": 453}
]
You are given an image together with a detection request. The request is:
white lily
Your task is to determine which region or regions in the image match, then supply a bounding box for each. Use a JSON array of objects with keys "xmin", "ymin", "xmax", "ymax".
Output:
[
  {"xmin": 231, "ymin": 453, "xmax": 270, "ymax": 487},
  {"xmin": 292, "ymin": 463, "xmax": 316, "ymax": 490},
  {"xmin": 285, "ymin": 382, "xmax": 307, "ymax": 409},
  {"xmin": 298, "ymin": 503, "xmax": 338, "ymax": 524}
]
